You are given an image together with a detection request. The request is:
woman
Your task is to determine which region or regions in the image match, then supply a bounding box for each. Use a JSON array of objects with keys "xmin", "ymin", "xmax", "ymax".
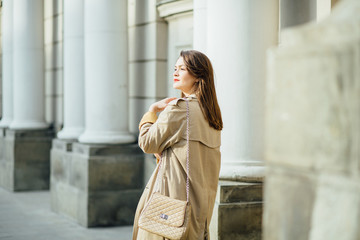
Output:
[{"xmin": 132, "ymin": 50, "xmax": 223, "ymax": 240}]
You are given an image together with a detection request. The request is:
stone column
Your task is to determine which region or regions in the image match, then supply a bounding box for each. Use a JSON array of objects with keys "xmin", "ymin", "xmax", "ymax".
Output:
[
  {"xmin": 57, "ymin": 0, "xmax": 84, "ymax": 140},
  {"xmin": 207, "ymin": 1, "xmax": 278, "ymax": 239},
  {"xmin": 51, "ymin": 0, "xmax": 143, "ymax": 227},
  {"xmin": 0, "ymin": 0, "xmax": 14, "ymax": 128},
  {"xmin": 207, "ymin": 0, "xmax": 278, "ymax": 182},
  {"xmin": 78, "ymin": 0, "xmax": 134, "ymax": 144},
  {"xmin": 10, "ymin": 0, "xmax": 47, "ymax": 129},
  {"xmin": 0, "ymin": 0, "xmax": 54, "ymax": 191}
]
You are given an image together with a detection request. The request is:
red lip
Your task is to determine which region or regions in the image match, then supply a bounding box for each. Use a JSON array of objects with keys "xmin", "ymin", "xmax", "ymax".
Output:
[{"xmin": 174, "ymin": 79, "xmax": 180, "ymax": 82}]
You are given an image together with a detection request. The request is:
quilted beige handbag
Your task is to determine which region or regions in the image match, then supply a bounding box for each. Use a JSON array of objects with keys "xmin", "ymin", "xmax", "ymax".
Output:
[{"xmin": 138, "ymin": 98, "xmax": 191, "ymax": 240}]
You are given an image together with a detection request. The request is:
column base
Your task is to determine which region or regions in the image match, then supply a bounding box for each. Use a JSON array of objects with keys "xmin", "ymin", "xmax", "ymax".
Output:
[
  {"xmin": 78, "ymin": 130, "xmax": 135, "ymax": 144},
  {"xmin": 50, "ymin": 139, "xmax": 144, "ymax": 227},
  {"xmin": 210, "ymin": 180, "xmax": 263, "ymax": 240},
  {"xmin": 0, "ymin": 128, "xmax": 55, "ymax": 191},
  {"xmin": 220, "ymin": 161, "xmax": 265, "ymax": 183},
  {"xmin": 0, "ymin": 117, "xmax": 13, "ymax": 128},
  {"xmin": 57, "ymin": 127, "xmax": 84, "ymax": 140},
  {"xmin": 9, "ymin": 120, "xmax": 49, "ymax": 130}
]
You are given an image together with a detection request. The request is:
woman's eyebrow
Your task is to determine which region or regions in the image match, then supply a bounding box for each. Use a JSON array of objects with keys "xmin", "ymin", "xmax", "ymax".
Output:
[{"xmin": 174, "ymin": 64, "xmax": 185, "ymax": 67}]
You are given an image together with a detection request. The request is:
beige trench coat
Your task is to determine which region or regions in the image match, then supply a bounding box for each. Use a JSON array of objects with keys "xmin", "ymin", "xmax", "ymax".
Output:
[{"xmin": 132, "ymin": 95, "xmax": 221, "ymax": 240}]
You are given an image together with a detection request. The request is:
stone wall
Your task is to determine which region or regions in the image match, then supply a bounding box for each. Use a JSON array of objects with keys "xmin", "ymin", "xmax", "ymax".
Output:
[
  {"xmin": 128, "ymin": 0, "xmax": 168, "ymax": 134},
  {"xmin": 51, "ymin": 139, "xmax": 144, "ymax": 227},
  {"xmin": 263, "ymin": 0, "xmax": 360, "ymax": 239},
  {"xmin": 0, "ymin": 129, "xmax": 54, "ymax": 191}
]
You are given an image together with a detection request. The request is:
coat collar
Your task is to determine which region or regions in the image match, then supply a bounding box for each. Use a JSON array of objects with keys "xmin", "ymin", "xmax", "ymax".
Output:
[
  {"xmin": 187, "ymin": 94, "xmax": 197, "ymax": 99},
  {"xmin": 168, "ymin": 94, "xmax": 197, "ymax": 106}
]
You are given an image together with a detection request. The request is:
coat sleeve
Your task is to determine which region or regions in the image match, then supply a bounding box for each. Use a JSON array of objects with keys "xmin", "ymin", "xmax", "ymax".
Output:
[{"xmin": 138, "ymin": 104, "xmax": 186, "ymax": 154}]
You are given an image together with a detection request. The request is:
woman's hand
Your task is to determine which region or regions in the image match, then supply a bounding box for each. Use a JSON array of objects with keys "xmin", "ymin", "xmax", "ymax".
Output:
[{"xmin": 149, "ymin": 97, "xmax": 177, "ymax": 113}]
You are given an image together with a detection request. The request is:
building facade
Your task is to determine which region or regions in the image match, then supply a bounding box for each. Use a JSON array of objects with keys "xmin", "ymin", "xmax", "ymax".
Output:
[{"xmin": 0, "ymin": 0, "xmax": 343, "ymax": 239}]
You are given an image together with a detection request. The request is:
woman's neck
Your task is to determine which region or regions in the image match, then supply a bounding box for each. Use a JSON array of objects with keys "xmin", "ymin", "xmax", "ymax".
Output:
[{"xmin": 183, "ymin": 86, "xmax": 197, "ymax": 97}]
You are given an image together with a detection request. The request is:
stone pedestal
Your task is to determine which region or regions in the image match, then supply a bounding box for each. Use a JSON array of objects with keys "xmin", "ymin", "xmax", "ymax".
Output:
[
  {"xmin": 50, "ymin": 139, "xmax": 144, "ymax": 227},
  {"xmin": 210, "ymin": 181, "xmax": 263, "ymax": 240},
  {"xmin": 0, "ymin": 128, "xmax": 54, "ymax": 191},
  {"xmin": 0, "ymin": 128, "xmax": 7, "ymax": 187}
]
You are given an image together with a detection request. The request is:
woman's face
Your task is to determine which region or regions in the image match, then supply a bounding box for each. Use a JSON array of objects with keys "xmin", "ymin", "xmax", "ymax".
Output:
[{"xmin": 173, "ymin": 57, "xmax": 197, "ymax": 95}]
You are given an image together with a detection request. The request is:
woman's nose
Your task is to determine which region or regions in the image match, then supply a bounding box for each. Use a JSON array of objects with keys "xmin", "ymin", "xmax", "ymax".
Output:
[{"xmin": 173, "ymin": 70, "xmax": 179, "ymax": 76}]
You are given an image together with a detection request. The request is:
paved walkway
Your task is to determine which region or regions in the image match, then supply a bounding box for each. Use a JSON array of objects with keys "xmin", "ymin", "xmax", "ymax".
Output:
[{"xmin": 0, "ymin": 188, "xmax": 133, "ymax": 240}]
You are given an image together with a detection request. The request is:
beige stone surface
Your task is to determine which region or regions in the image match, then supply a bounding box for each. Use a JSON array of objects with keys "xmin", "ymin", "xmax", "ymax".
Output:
[
  {"xmin": 50, "ymin": 140, "xmax": 144, "ymax": 227},
  {"xmin": 266, "ymin": 0, "xmax": 360, "ymax": 175},
  {"xmin": 264, "ymin": 0, "xmax": 360, "ymax": 239},
  {"xmin": 266, "ymin": 45, "xmax": 357, "ymax": 174},
  {"xmin": 309, "ymin": 174, "xmax": 360, "ymax": 240},
  {"xmin": 263, "ymin": 167, "xmax": 316, "ymax": 240}
]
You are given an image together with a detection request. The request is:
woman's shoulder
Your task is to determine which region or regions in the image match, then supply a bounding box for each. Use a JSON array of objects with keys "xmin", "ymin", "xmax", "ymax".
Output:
[
  {"xmin": 168, "ymin": 95, "xmax": 198, "ymax": 108},
  {"xmin": 160, "ymin": 97, "xmax": 198, "ymax": 122},
  {"xmin": 158, "ymin": 98, "xmax": 187, "ymax": 119}
]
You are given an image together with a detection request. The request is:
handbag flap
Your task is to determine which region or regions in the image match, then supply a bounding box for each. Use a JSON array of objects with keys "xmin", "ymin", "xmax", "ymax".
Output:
[{"xmin": 142, "ymin": 192, "xmax": 188, "ymax": 227}]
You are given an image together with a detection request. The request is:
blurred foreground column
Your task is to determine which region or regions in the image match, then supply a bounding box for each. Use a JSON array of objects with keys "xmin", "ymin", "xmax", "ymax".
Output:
[
  {"xmin": 206, "ymin": 0, "xmax": 278, "ymax": 239},
  {"xmin": 51, "ymin": 0, "xmax": 143, "ymax": 227},
  {"xmin": 264, "ymin": 0, "xmax": 360, "ymax": 239},
  {"xmin": 0, "ymin": 0, "xmax": 54, "ymax": 191}
]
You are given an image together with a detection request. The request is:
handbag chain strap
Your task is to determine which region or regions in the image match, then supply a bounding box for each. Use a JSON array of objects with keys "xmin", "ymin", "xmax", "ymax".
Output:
[{"xmin": 155, "ymin": 97, "xmax": 190, "ymax": 202}]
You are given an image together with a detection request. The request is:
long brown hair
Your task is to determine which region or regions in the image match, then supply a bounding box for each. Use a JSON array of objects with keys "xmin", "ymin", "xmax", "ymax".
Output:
[{"xmin": 180, "ymin": 50, "xmax": 223, "ymax": 130}]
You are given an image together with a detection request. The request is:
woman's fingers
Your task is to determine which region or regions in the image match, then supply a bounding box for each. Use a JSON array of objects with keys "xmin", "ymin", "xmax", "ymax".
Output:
[
  {"xmin": 160, "ymin": 97, "xmax": 177, "ymax": 110},
  {"xmin": 149, "ymin": 97, "xmax": 177, "ymax": 113}
]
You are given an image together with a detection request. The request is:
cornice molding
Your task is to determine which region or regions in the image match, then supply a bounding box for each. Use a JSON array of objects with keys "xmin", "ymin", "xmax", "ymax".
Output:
[{"xmin": 157, "ymin": 0, "xmax": 193, "ymax": 19}]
